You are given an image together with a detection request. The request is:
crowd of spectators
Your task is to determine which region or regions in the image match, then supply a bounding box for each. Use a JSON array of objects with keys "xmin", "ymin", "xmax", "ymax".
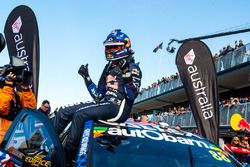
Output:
[
  {"xmin": 155, "ymin": 106, "xmax": 191, "ymax": 116},
  {"xmin": 213, "ymin": 39, "xmax": 244, "ymax": 59},
  {"xmin": 224, "ymin": 136, "xmax": 250, "ymax": 164},
  {"xmin": 142, "ymin": 96, "xmax": 250, "ymax": 126},
  {"xmin": 221, "ymin": 96, "xmax": 250, "ymax": 108},
  {"xmin": 139, "ymin": 72, "xmax": 179, "ymax": 93},
  {"xmin": 139, "ymin": 39, "xmax": 247, "ymax": 96}
]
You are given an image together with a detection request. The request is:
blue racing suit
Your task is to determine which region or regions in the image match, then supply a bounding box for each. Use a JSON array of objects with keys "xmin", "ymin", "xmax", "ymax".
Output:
[{"xmin": 52, "ymin": 57, "xmax": 142, "ymax": 162}]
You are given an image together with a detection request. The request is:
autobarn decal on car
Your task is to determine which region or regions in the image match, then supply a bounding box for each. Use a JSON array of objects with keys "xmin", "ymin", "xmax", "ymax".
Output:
[{"xmin": 107, "ymin": 127, "xmax": 209, "ymax": 148}]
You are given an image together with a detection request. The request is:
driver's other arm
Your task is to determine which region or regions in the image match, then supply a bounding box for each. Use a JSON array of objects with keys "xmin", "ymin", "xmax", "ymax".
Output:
[{"xmin": 124, "ymin": 64, "xmax": 142, "ymax": 101}]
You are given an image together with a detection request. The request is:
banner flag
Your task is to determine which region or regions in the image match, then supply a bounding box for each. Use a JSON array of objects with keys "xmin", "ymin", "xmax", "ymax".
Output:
[
  {"xmin": 153, "ymin": 42, "xmax": 163, "ymax": 53},
  {"xmin": 176, "ymin": 40, "xmax": 219, "ymax": 144},
  {"xmin": 4, "ymin": 5, "xmax": 40, "ymax": 100}
]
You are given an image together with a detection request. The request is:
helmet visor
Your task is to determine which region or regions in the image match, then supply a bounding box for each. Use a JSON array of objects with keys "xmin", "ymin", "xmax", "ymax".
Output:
[{"xmin": 104, "ymin": 42, "xmax": 125, "ymax": 53}]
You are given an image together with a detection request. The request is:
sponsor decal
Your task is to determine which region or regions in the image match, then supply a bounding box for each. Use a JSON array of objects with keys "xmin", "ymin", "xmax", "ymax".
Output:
[
  {"xmin": 93, "ymin": 126, "xmax": 107, "ymax": 138},
  {"xmin": 25, "ymin": 154, "xmax": 50, "ymax": 167},
  {"xmin": 107, "ymin": 127, "xmax": 209, "ymax": 148},
  {"xmin": 185, "ymin": 50, "xmax": 213, "ymax": 120},
  {"xmin": 131, "ymin": 68, "xmax": 140, "ymax": 76},
  {"xmin": 184, "ymin": 49, "xmax": 195, "ymax": 65},
  {"xmin": 76, "ymin": 120, "xmax": 93, "ymax": 167},
  {"xmin": 0, "ymin": 151, "xmax": 21, "ymax": 167},
  {"xmin": 230, "ymin": 113, "xmax": 250, "ymax": 131},
  {"xmin": 12, "ymin": 16, "xmax": 22, "ymax": 33},
  {"xmin": 0, "ymin": 151, "xmax": 11, "ymax": 165},
  {"xmin": 12, "ymin": 17, "xmax": 30, "ymax": 71},
  {"xmin": 35, "ymin": 122, "xmax": 44, "ymax": 127},
  {"xmin": 125, "ymin": 37, "xmax": 130, "ymax": 47},
  {"xmin": 208, "ymin": 143, "xmax": 231, "ymax": 162},
  {"xmin": 95, "ymin": 124, "xmax": 231, "ymax": 161},
  {"xmin": 106, "ymin": 75, "xmax": 118, "ymax": 90},
  {"xmin": 209, "ymin": 150, "xmax": 231, "ymax": 163}
]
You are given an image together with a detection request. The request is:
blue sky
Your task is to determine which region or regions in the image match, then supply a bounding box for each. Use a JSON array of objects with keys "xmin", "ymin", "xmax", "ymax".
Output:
[{"xmin": 0, "ymin": 0, "xmax": 250, "ymax": 110}]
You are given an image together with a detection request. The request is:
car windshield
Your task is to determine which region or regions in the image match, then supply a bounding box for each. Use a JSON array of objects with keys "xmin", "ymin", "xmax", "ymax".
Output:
[
  {"xmin": 89, "ymin": 126, "xmax": 241, "ymax": 167},
  {"xmin": 4, "ymin": 114, "xmax": 55, "ymax": 165}
]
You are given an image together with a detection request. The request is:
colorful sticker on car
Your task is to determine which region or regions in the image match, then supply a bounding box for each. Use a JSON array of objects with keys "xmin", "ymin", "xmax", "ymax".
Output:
[
  {"xmin": 0, "ymin": 151, "xmax": 11, "ymax": 166},
  {"xmin": 0, "ymin": 150, "xmax": 22, "ymax": 167},
  {"xmin": 209, "ymin": 150, "xmax": 231, "ymax": 163},
  {"xmin": 93, "ymin": 126, "xmax": 108, "ymax": 138}
]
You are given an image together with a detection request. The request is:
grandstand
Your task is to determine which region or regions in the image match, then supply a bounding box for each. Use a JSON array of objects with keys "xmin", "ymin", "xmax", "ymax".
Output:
[{"xmin": 132, "ymin": 42, "xmax": 250, "ymax": 136}]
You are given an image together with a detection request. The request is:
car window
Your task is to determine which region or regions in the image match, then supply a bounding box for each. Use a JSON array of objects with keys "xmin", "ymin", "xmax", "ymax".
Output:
[
  {"xmin": 4, "ymin": 114, "xmax": 54, "ymax": 166},
  {"xmin": 89, "ymin": 125, "xmax": 241, "ymax": 167},
  {"xmin": 2, "ymin": 110, "xmax": 66, "ymax": 167}
]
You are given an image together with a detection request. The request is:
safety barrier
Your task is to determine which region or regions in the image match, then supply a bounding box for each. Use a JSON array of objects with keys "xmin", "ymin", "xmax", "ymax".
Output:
[{"xmin": 150, "ymin": 103, "xmax": 250, "ymax": 128}]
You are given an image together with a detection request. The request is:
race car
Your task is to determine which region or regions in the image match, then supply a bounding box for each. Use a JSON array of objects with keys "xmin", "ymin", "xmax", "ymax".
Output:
[{"xmin": 0, "ymin": 109, "xmax": 243, "ymax": 167}]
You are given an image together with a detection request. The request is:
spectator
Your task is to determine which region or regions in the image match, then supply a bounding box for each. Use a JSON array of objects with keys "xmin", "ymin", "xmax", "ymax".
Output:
[
  {"xmin": 234, "ymin": 40, "xmax": 238, "ymax": 49},
  {"xmin": 241, "ymin": 136, "xmax": 250, "ymax": 164},
  {"xmin": 175, "ymin": 125, "xmax": 181, "ymax": 130},
  {"xmin": 223, "ymin": 98, "xmax": 234, "ymax": 108},
  {"xmin": 226, "ymin": 44, "xmax": 234, "ymax": 52},
  {"xmin": 127, "ymin": 113, "xmax": 139, "ymax": 122},
  {"xmin": 225, "ymin": 136, "xmax": 243, "ymax": 162},
  {"xmin": 191, "ymin": 128, "xmax": 199, "ymax": 135},
  {"xmin": 241, "ymin": 136, "xmax": 250, "ymax": 149},
  {"xmin": 221, "ymin": 46, "xmax": 227, "ymax": 55},
  {"xmin": 218, "ymin": 49, "xmax": 223, "ymax": 57},
  {"xmin": 140, "ymin": 115, "xmax": 148, "ymax": 123},
  {"xmin": 231, "ymin": 97, "xmax": 240, "ymax": 105},
  {"xmin": 240, "ymin": 97, "xmax": 249, "ymax": 103},
  {"xmin": 238, "ymin": 40, "xmax": 244, "ymax": 47},
  {"xmin": 0, "ymin": 71, "xmax": 36, "ymax": 143},
  {"xmin": 37, "ymin": 100, "xmax": 51, "ymax": 116},
  {"xmin": 213, "ymin": 53, "xmax": 219, "ymax": 59}
]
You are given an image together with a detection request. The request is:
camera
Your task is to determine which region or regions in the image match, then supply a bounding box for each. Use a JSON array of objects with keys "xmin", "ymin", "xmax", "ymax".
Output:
[{"xmin": 0, "ymin": 56, "xmax": 32, "ymax": 86}]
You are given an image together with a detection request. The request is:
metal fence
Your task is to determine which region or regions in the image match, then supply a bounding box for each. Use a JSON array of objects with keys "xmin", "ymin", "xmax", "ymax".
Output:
[{"xmin": 151, "ymin": 103, "xmax": 250, "ymax": 128}]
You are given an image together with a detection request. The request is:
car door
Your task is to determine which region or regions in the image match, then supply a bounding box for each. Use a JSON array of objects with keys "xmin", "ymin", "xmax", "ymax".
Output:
[{"xmin": 0, "ymin": 109, "xmax": 66, "ymax": 167}]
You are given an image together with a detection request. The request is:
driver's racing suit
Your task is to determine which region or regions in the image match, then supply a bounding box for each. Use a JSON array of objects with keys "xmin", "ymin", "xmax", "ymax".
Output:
[{"xmin": 53, "ymin": 58, "xmax": 142, "ymax": 162}]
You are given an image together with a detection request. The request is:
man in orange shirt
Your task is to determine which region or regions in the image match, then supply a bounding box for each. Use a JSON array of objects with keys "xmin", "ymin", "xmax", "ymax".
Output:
[{"xmin": 0, "ymin": 70, "xmax": 36, "ymax": 143}]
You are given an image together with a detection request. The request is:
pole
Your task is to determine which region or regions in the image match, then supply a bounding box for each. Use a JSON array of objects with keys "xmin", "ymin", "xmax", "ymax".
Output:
[
  {"xmin": 176, "ymin": 28, "xmax": 250, "ymax": 44},
  {"xmin": 157, "ymin": 48, "xmax": 163, "ymax": 79}
]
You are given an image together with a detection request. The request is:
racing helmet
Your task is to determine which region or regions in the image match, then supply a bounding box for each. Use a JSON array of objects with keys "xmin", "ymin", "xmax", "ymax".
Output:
[{"xmin": 103, "ymin": 29, "xmax": 133, "ymax": 61}]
